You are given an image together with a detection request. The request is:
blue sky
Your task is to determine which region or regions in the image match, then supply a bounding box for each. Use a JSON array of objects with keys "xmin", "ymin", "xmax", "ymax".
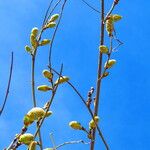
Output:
[{"xmin": 0, "ymin": 0, "xmax": 150, "ymax": 150}]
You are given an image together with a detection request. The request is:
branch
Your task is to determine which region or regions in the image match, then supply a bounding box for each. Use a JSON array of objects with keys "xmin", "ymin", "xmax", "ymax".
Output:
[
  {"xmin": 81, "ymin": 0, "xmax": 100, "ymax": 14},
  {"xmin": 0, "ymin": 52, "xmax": 13, "ymax": 116},
  {"xmin": 48, "ymin": 0, "xmax": 67, "ymax": 69},
  {"xmin": 48, "ymin": 66, "xmax": 109, "ymax": 149},
  {"xmin": 104, "ymin": 0, "xmax": 120, "ymax": 22}
]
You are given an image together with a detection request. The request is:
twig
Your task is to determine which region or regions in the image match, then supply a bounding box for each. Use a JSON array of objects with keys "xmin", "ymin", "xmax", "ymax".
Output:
[
  {"xmin": 90, "ymin": 0, "xmax": 107, "ymax": 149},
  {"xmin": 48, "ymin": 66, "xmax": 109, "ymax": 149},
  {"xmin": 34, "ymin": 64, "xmax": 63, "ymax": 139},
  {"xmin": 48, "ymin": 0, "xmax": 67, "ymax": 70},
  {"xmin": 56, "ymin": 139, "xmax": 90, "ymax": 149},
  {"xmin": 81, "ymin": 0, "xmax": 100, "ymax": 14},
  {"xmin": 0, "ymin": 52, "xmax": 13, "ymax": 116},
  {"xmin": 104, "ymin": 0, "xmax": 119, "ymax": 22}
]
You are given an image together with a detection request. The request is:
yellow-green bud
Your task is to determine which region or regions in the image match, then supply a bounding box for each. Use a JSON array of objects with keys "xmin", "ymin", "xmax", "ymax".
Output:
[
  {"xmin": 37, "ymin": 85, "xmax": 53, "ymax": 92},
  {"xmin": 104, "ymin": 59, "xmax": 116, "ymax": 69},
  {"xmin": 106, "ymin": 16, "xmax": 114, "ymax": 36},
  {"xmin": 46, "ymin": 22, "xmax": 56, "ymax": 28},
  {"xmin": 19, "ymin": 133, "xmax": 34, "ymax": 145},
  {"xmin": 30, "ymin": 34, "xmax": 38, "ymax": 48},
  {"xmin": 89, "ymin": 116, "xmax": 99, "ymax": 129},
  {"xmin": 28, "ymin": 141, "xmax": 37, "ymax": 150},
  {"xmin": 99, "ymin": 45, "xmax": 108, "ymax": 54},
  {"xmin": 27, "ymin": 107, "xmax": 46, "ymax": 121},
  {"xmin": 69, "ymin": 121, "xmax": 82, "ymax": 130},
  {"xmin": 55, "ymin": 76, "xmax": 69, "ymax": 85},
  {"xmin": 43, "ymin": 148, "xmax": 53, "ymax": 150},
  {"xmin": 45, "ymin": 111, "xmax": 53, "ymax": 117},
  {"xmin": 31, "ymin": 27, "xmax": 39, "ymax": 37},
  {"xmin": 42, "ymin": 70, "xmax": 53, "ymax": 79},
  {"xmin": 25, "ymin": 45, "xmax": 31, "ymax": 52},
  {"xmin": 39, "ymin": 39, "xmax": 51, "ymax": 46},
  {"xmin": 112, "ymin": 14, "xmax": 122, "ymax": 22},
  {"xmin": 23, "ymin": 115, "xmax": 34, "ymax": 126},
  {"xmin": 50, "ymin": 14, "xmax": 59, "ymax": 22}
]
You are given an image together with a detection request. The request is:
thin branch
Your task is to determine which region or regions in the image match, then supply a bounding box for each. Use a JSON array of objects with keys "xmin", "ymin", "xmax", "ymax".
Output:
[
  {"xmin": 81, "ymin": 0, "xmax": 100, "ymax": 14},
  {"xmin": 56, "ymin": 140, "xmax": 90, "ymax": 149},
  {"xmin": 104, "ymin": 0, "xmax": 119, "ymax": 22},
  {"xmin": 0, "ymin": 52, "xmax": 13, "ymax": 116},
  {"xmin": 90, "ymin": 0, "xmax": 106, "ymax": 149},
  {"xmin": 48, "ymin": 0, "xmax": 67, "ymax": 70},
  {"xmin": 34, "ymin": 64, "xmax": 63, "ymax": 139},
  {"xmin": 48, "ymin": 66, "xmax": 109, "ymax": 149}
]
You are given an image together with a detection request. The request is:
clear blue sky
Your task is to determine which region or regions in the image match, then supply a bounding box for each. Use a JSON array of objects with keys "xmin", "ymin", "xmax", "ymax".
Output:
[{"xmin": 0, "ymin": 0, "xmax": 149, "ymax": 150}]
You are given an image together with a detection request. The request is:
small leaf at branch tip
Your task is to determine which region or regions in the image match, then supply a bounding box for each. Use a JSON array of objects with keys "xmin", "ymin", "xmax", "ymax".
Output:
[
  {"xmin": 99, "ymin": 45, "xmax": 109, "ymax": 54},
  {"xmin": 25, "ymin": 45, "xmax": 31, "ymax": 52},
  {"xmin": 46, "ymin": 22, "xmax": 56, "ymax": 28},
  {"xmin": 39, "ymin": 39, "xmax": 51, "ymax": 46},
  {"xmin": 69, "ymin": 121, "xmax": 82, "ymax": 130},
  {"xmin": 42, "ymin": 70, "xmax": 53, "ymax": 79},
  {"xmin": 89, "ymin": 116, "xmax": 100, "ymax": 129},
  {"xmin": 37, "ymin": 85, "xmax": 53, "ymax": 91},
  {"xmin": 104, "ymin": 59, "xmax": 116, "ymax": 69},
  {"xmin": 50, "ymin": 14, "xmax": 60, "ymax": 22},
  {"xmin": 54, "ymin": 76, "xmax": 69, "ymax": 85},
  {"xmin": 112, "ymin": 14, "xmax": 122, "ymax": 22},
  {"xmin": 28, "ymin": 141, "xmax": 38, "ymax": 150},
  {"xmin": 31, "ymin": 27, "xmax": 39, "ymax": 37},
  {"xmin": 19, "ymin": 133, "xmax": 34, "ymax": 145}
]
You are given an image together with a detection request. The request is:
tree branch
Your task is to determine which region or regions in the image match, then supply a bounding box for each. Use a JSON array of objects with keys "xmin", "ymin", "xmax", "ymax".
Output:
[{"xmin": 0, "ymin": 52, "xmax": 13, "ymax": 116}]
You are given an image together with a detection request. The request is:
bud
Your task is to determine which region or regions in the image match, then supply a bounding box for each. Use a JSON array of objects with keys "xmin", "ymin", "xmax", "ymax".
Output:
[
  {"xmin": 30, "ymin": 34, "xmax": 38, "ymax": 48},
  {"xmin": 106, "ymin": 15, "xmax": 114, "ymax": 36},
  {"xmin": 104, "ymin": 59, "xmax": 116, "ymax": 69},
  {"xmin": 46, "ymin": 22, "xmax": 56, "ymax": 28},
  {"xmin": 28, "ymin": 141, "xmax": 37, "ymax": 150},
  {"xmin": 55, "ymin": 76, "xmax": 69, "ymax": 85},
  {"xmin": 23, "ymin": 115, "xmax": 34, "ymax": 126},
  {"xmin": 19, "ymin": 133, "xmax": 34, "ymax": 145},
  {"xmin": 45, "ymin": 111, "xmax": 53, "ymax": 117},
  {"xmin": 102, "ymin": 72, "xmax": 109, "ymax": 78},
  {"xmin": 31, "ymin": 27, "xmax": 39, "ymax": 37},
  {"xmin": 27, "ymin": 107, "xmax": 46, "ymax": 121},
  {"xmin": 69, "ymin": 121, "xmax": 82, "ymax": 130},
  {"xmin": 99, "ymin": 45, "xmax": 108, "ymax": 54},
  {"xmin": 39, "ymin": 39, "xmax": 51, "ymax": 46},
  {"xmin": 42, "ymin": 70, "xmax": 53, "ymax": 79},
  {"xmin": 112, "ymin": 14, "xmax": 122, "ymax": 22},
  {"xmin": 25, "ymin": 45, "xmax": 31, "ymax": 52},
  {"xmin": 89, "ymin": 116, "xmax": 100, "ymax": 129},
  {"xmin": 43, "ymin": 148, "xmax": 53, "ymax": 150},
  {"xmin": 49, "ymin": 14, "xmax": 59, "ymax": 22},
  {"xmin": 37, "ymin": 85, "xmax": 53, "ymax": 92}
]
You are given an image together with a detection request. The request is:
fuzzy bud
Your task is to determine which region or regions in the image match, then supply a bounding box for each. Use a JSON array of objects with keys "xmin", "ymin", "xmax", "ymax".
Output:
[
  {"xmin": 19, "ymin": 133, "xmax": 34, "ymax": 145},
  {"xmin": 104, "ymin": 59, "xmax": 116, "ymax": 69},
  {"xmin": 30, "ymin": 34, "xmax": 38, "ymax": 49},
  {"xmin": 37, "ymin": 85, "xmax": 53, "ymax": 92},
  {"xmin": 31, "ymin": 27, "xmax": 39, "ymax": 37},
  {"xmin": 42, "ymin": 70, "xmax": 53, "ymax": 79},
  {"xmin": 46, "ymin": 22, "xmax": 56, "ymax": 28},
  {"xmin": 89, "ymin": 116, "xmax": 100, "ymax": 129},
  {"xmin": 25, "ymin": 45, "xmax": 32, "ymax": 52},
  {"xmin": 99, "ymin": 45, "xmax": 109, "ymax": 54},
  {"xmin": 55, "ymin": 76, "xmax": 69, "ymax": 85},
  {"xmin": 49, "ymin": 14, "xmax": 59, "ymax": 22},
  {"xmin": 106, "ymin": 16, "xmax": 114, "ymax": 36},
  {"xmin": 28, "ymin": 141, "xmax": 37, "ymax": 150},
  {"xmin": 69, "ymin": 121, "xmax": 82, "ymax": 130},
  {"xmin": 112, "ymin": 14, "xmax": 122, "ymax": 22},
  {"xmin": 39, "ymin": 39, "xmax": 51, "ymax": 46},
  {"xmin": 102, "ymin": 72, "xmax": 109, "ymax": 78}
]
